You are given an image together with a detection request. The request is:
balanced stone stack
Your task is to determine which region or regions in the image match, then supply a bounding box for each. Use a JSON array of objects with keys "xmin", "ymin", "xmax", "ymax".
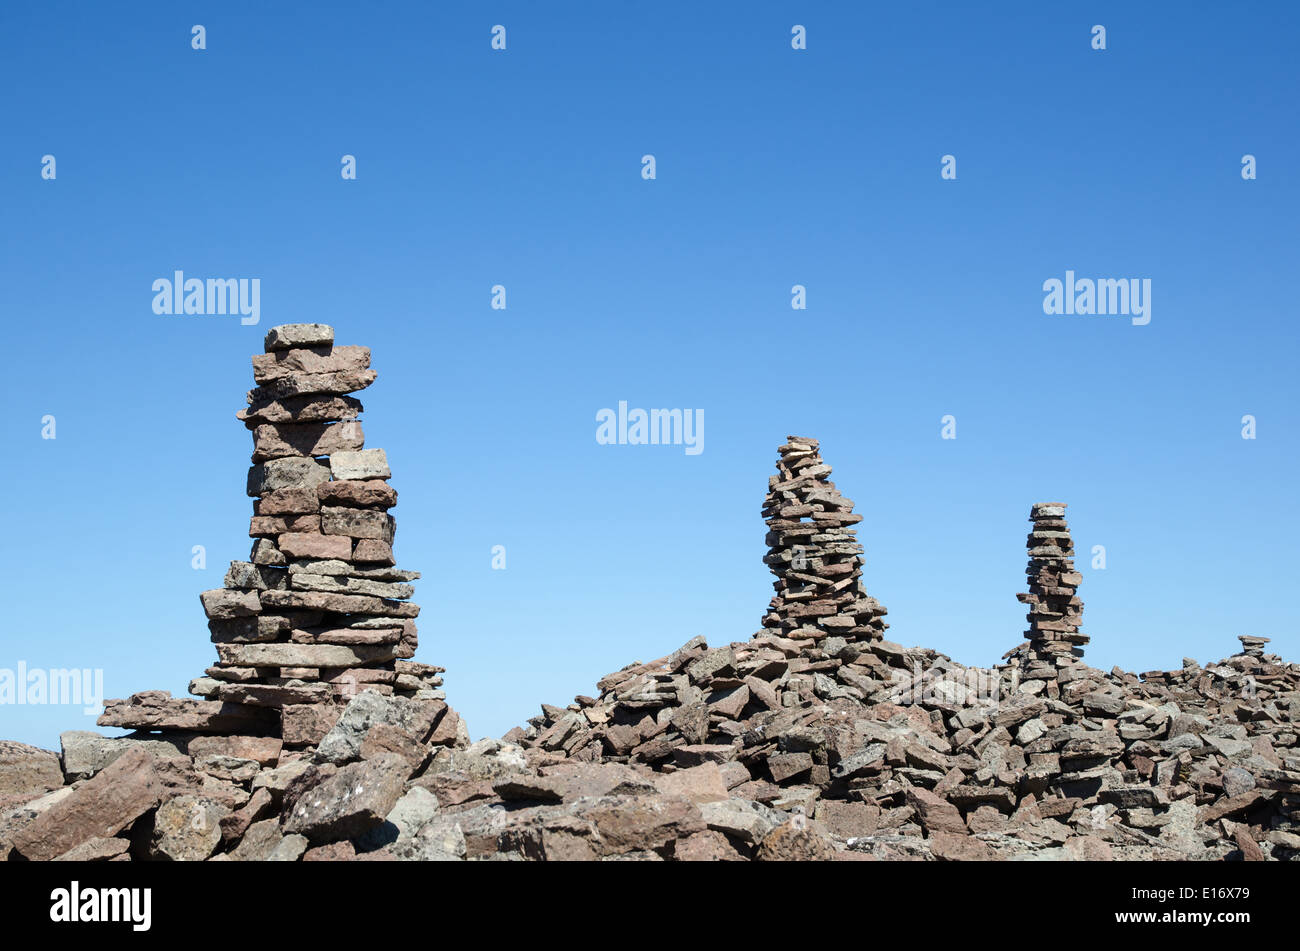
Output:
[
  {"xmin": 1015, "ymin": 502, "xmax": 1087, "ymax": 679},
  {"xmin": 99, "ymin": 324, "xmax": 446, "ymax": 745},
  {"xmin": 1237, "ymin": 635, "xmax": 1271, "ymax": 660},
  {"xmin": 757, "ymin": 437, "xmax": 888, "ymax": 644}
]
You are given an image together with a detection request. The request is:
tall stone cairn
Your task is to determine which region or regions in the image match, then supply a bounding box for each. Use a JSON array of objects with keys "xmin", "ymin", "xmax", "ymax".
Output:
[
  {"xmin": 757, "ymin": 436, "xmax": 888, "ymax": 643},
  {"xmin": 1015, "ymin": 501, "xmax": 1087, "ymax": 677},
  {"xmin": 98, "ymin": 324, "xmax": 445, "ymax": 745}
]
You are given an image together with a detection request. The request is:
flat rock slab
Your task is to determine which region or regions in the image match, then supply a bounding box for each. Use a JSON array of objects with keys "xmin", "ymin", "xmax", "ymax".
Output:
[
  {"xmin": 97, "ymin": 691, "xmax": 275, "ymax": 733},
  {"xmin": 259, "ymin": 588, "xmax": 418, "ymax": 618},
  {"xmin": 252, "ymin": 420, "xmax": 365, "ymax": 461},
  {"xmin": 321, "ymin": 506, "xmax": 395, "ymax": 541},
  {"xmin": 238, "ymin": 394, "xmax": 363, "ymax": 426},
  {"xmin": 264, "ymin": 323, "xmax": 334, "ymax": 352},
  {"xmin": 60, "ymin": 730, "xmax": 192, "ymax": 782},
  {"xmin": 330, "ymin": 449, "xmax": 391, "ymax": 481},
  {"xmin": 249, "ymin": 369, "xmax": 377, "ymax": 400},
  {"xmin": 215, "ymin": 642, "xmax": 396, "ymax": 669},
  {"xmin": 11, "ymin": 748, "xmax": 162, "ymax": 860},
  {"xmin": 573, "ymin": 795, "xmax": 705, "ymax": 855},
  {"xmin": 653, "ymin": 763, "xmax": 729, "ymax": 804},
  {"xmin": 288, "ymin": 573, "xmax": 413, "ymax": 600},
  {"xmin": 212, "ymin": 682, "xmax": 333, "ymax": 707},
  {"xmin": 318, "ymin": 480, "xmax": 397, "ymax": 509},
  {"xmin": 200, "ymin": 588, "xmax": 261, "ymax": 619},
  {"xmin": 277, "ymin": 532, "xmax": 352, "ymax": 560},
  {"xmin": 252, "ymin": 345, "xmax": 369, "ymax": 382},
  {"xmin": 247, "ymin": 458, "xmax": 331, "ymax": 497}
]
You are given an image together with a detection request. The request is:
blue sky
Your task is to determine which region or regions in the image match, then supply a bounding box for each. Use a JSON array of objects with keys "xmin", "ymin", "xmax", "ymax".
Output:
[{"xmin": 2, "ymin": 2, "xmax": 1297, "ymax": 749}]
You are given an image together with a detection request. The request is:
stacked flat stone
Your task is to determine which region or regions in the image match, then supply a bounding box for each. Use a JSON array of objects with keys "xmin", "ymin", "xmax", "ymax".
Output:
[
  {"xmin": 757, "ymin": 436, "xmax": 887, "ymax": 643},
  {"xmin": 1237, "ymin": 635, "xmax": 1271, "ymax": 659},
  {"xmin": 1015, "ymin": 502, "xmax": 1087, "ymax": 678},
  {"xmin": 99, "ymin": 324, "xmax": 445, "ymax": 744}
]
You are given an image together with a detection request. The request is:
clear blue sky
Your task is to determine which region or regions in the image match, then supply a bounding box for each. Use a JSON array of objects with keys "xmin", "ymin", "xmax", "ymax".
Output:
[{"xmin": 2, "ymin": 3, "xmax": 1297, "ymax": 750}]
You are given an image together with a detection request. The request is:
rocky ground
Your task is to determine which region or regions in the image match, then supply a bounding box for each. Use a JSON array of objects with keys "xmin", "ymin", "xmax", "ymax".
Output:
[
  {"xmin": 2, "ymin": 399, "xmax": 1294, "ymax": 862},
  {"xmin": 2, "ymin": 629, "xmax": 1297, "ymax": 862}
]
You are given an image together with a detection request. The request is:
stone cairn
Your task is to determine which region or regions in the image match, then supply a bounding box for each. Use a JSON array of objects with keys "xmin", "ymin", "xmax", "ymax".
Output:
[
  {"xmin": 757, "ymin": 436, "xmax": 888, "ymax": 644},
  {"xmin": 97, "ymin": 323, "xmax": 450, "ymax": 748},
  {"xmin": 1015, "ymin": 502, "xmax": 1087, "ymax": 682},
  {"xmin": 6, "ymin": 430, "xmax": 1299, "ymax": 862}
]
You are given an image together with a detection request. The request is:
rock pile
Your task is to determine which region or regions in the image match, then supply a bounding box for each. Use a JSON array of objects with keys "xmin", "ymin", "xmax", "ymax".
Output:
[
  {"xmin": 758, "ymin": 436, "xmax": 888, "ymax": 644},
  {"xmin": 1014, "ymin": 502, "xmax": 1088, "ymax": 686},
  {"xmin": 0, "ymin": 325, "xmax": 480, "ymax": 863},
  {"xmin": 96, "ymin": 324, "xmax": 449, "ymax": 749},
  {"xmin": 3, "ymin": 428, "xmax": 1297, "ymax": 862},
  {"xmin": 508, "ymin": 444, "xmax": 1300, "ymax": 861}
]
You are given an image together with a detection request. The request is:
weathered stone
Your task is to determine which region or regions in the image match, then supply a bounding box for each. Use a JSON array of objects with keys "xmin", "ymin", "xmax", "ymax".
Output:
[
  {"xmin": 814, "ymin": 800, "xmax": 881, "ymax": 838},
  {"xmin": 212, "ymin": 682, "xmax": 332, "ymax": 707},
  {"xmin": 0, "ymin": 741, "xmax": 62, "ymax": 797},
  {"xmin": 928, "ymin": 830, "xmax": 995, "ymax": 861},
  {"xmin": 756, "ymin": 816, "xmax": 837, "ymax": 861},
  {"xmin": 575, "ymin": 795, "xmax": 705, "ymax": 855},
  {"xmin": 263, "ymin": 323, "xmax": 334, "ymax": 352},
  {"xmin": 149, "ymin": 795, "xmax": 230, "ymax": 861},
  {"xmin": 220, "ymin": 787, "xmax": 275, "ymax": 842},
  {"xmin": 356, "ymin": 786, "xmax": 441, "ymax": 851},
  {"xmin": 906, "ymin": 786, "xmax": 968, "ymax": 835},
  {"xmin": 654, "ymin": 763, "xmax": 729, "ymax": 804},
  {"xmin": 318, "ymin": 479, "xmax": 398, "ymax": 509},
  {"xmin": 52, "ymin": 836, "xmax": 131, "ymax": 862},
  {"xmin": 98, "ymin": 692, "xmax": 274, "ymax": 733},
  {"xmin": 216, "ymin": 642, "xmax": 395, "ymax": 669},
  {"xmin": 256, "ymin": 487, "xmax": 322, "ymax": 515},
  {"xmin": 259, "ymin": 589, "xmax": 417, "ymax": 618},
  {"xmin": 386, "ymin": 815, "xmax": 467, "ymax": 861},
  {"xmin": 289, "ymin": 574, "xmax": 414, "ymax": 599},
  {"xmin": 699, "ymin": 798, "xmax": 782, "ymax": 844},
  {"xmin": 246, "ymin": 457, "xmax": 331, "ymax": 497},
  {"xmin": 229, "ymin": 818, "xmax": 307, "ymax": 861},
  {"xmin": 329, "ymin": 449, "xmax": 391, "ymax": 481},
  {"xmin": 675, "ymin": 829, "xmax": 749, "ymax": 860},
  {"xmin": 251, "ymin": 421, "xmax": 365, "ymax": 462},
  {"xmin": 249, "ymin": 369, "xmax": 377, "ymax": 400},
  {"xmin": 188, "ymin": 735, "xmax": 281, "ymax": 765},
  {"xmin": 317, "ymin": 690, "xmax": 444, "ymax": 764},
  {"xmin": 352, "ymin": 539, "xmax": 395, "ymax": 564},
  {"xmin": 303, "ymin": 840, "xmax": 357, "ymax": 861},
  {"xmin": 239, "ymin": 394, "xmax": 363, "ymax": 426},
  {"xmin": 200, "ymin": 588, "xmax": 261, "ymax": 620},
  {"xmin": 277, "ymin": 532, "xmax": 353, "ymax": 560},
  {"xmin": 320, "ymin": 506, "xmax": 396, "ymax": 542},
  {"xmin": 60, "ymin": 731, "xmax": 191, "ymax": 782},
  {"xmin": 253, "ymin": 344, "xmax": 368, "ymax": 381},
  {"xmin": 11, "ymin": 748, "xmax": 162, "ymax": 861},
  {"xmin": 768, "ymin": 751, "xmax": 814, "ymax": 783},
  {"xmin": 360, "ymin": 722, "xmax": 427, "ymax": 771},
  {"xmin": 282, "ymin": 753, "xmax": 411, "ymax": 843},
  {"xmin": 282, "ymin": 703, "xmax": 342, "ymax": 746}
]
